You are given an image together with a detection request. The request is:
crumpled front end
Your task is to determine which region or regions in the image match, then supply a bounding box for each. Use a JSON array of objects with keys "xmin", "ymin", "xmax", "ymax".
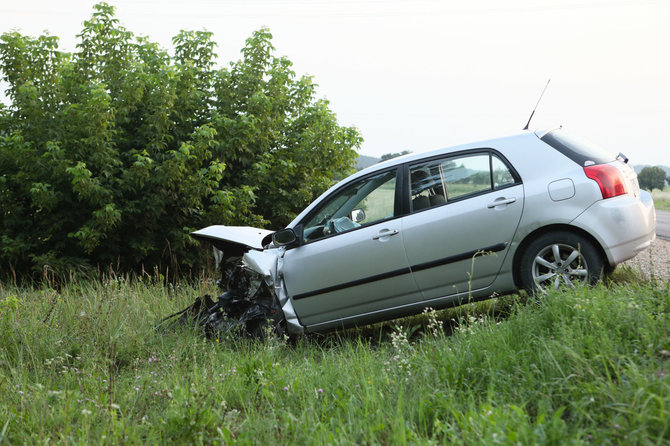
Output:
[
  {"xmin": 243, "ymin": 250, "xmax": 304, "ymax": 335},
  {"xmin": 160, "ymin": 226, "xmax": 304, "ymax": 338}
]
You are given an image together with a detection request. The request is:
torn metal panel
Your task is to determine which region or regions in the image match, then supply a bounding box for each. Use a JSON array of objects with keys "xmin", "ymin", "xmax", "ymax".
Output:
[
  {"xmin": 275, "ymin": 253, "xmax": 304, "ymax": 335},
  {"xmin": 243, "ymin": 248, "xmax": 304, "ymax": 335},
  {"xmin": 243, "ymin": 249, "xmax": 278, "ymax": 277}
]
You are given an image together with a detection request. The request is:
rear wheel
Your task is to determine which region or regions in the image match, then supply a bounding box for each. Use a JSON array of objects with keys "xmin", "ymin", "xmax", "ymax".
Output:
[{"xmin": 520, "ymin": 231, "xmax": 603, "ymax": 293}]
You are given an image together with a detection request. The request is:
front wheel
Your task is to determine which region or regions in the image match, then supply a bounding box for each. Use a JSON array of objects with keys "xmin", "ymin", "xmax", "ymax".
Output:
[{"xmin": 519, "ymin": 231, "xmax": 604, "ymax": 293}]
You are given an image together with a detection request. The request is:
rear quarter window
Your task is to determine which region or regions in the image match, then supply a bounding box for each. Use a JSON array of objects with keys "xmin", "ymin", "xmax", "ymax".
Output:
[{"xmin": 541, "ymin": 130, "xmax": 616, "ymax": 167}]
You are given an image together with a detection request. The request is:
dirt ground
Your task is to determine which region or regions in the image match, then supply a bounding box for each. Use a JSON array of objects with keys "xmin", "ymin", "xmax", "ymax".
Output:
[{"xmin": 622, "ymin": 237, "xmax": 670, "ymax": 283}]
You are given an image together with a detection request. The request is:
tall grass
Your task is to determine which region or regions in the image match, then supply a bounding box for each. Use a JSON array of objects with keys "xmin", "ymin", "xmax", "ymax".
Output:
[{"xmin": 1, "ymin": 272, "xmax": 669, "ymax": 444}]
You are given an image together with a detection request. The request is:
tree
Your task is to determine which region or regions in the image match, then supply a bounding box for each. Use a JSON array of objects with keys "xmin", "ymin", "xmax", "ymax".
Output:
[
  {"xmin": 0, "ymin": 2, "xmax": 361, "ymax": 279},
  {"xmin": 380, "ymin": 150, "xmax": 411, "ymax": 162},
  {"xmin": 638, "ymin": 166, "xmax": 667, "ymax": 192}
]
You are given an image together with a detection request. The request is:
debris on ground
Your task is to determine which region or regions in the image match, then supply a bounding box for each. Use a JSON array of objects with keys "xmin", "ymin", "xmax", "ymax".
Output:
[{"xmin": 157, "ymin": 257, "xmax": 285, "ymax": 339}]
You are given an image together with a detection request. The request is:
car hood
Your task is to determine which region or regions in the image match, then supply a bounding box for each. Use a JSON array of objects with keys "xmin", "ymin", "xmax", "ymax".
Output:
[
  {"xmin": 190, "ymin": 225, "xmax": 273, "ymax": 254},
  {"xmin": 188, "ymin": 226, "xmax": 302, "ymax": 334}
]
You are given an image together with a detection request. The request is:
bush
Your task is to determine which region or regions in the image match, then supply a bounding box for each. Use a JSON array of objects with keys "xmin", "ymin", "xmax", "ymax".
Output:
[
  {"xmin": 0, "ymin": 3, "xmax": 361, "ymax": 279},
  {"xmin": 638, "ymin": 166, "xmax": 667, "ymax": 192}
]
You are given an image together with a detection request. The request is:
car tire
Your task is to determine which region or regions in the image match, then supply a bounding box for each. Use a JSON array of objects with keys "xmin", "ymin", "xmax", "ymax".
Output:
[{"xmin": 520, "ymin": 231, "xmax": 603, "ymax": 294}]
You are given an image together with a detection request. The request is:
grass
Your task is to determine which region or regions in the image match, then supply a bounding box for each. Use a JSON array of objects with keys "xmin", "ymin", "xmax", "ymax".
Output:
[
  {"xmin": 651, "ymin": 187, "xmax": 670, "ymax": 212},
  {"xmin": 1, "ymin": 270, "xmax": 669, "ymax": 444}
]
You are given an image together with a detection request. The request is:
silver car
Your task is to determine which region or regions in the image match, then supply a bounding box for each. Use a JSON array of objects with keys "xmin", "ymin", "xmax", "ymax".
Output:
[{"xmin": 190, "ymin": 127, "xmax": 656, "ymax": 336}]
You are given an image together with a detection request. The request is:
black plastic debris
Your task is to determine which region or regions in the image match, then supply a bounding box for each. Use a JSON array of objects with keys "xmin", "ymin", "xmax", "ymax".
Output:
[{"xmin": 157, "ymin": 259, "xmax": 284, "ymax": 339}]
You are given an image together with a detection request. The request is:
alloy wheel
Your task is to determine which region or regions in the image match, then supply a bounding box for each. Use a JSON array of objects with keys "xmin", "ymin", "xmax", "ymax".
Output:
[{"xmin": 531, "ymin": 243, "xmax": 589, "ymax": 291}]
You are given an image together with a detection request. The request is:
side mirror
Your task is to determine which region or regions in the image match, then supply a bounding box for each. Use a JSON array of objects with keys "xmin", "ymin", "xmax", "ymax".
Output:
[
  {"xmin": 272, "ymin": 228, "xmax": 297, "ymax": 247},
  {"xmin": 351, "ymin": 208, "xmax": 366, "ymax": 223}
]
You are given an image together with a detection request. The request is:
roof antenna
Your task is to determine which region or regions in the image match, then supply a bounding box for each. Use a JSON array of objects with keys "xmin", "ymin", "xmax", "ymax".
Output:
[{"xmin": 522, "ymin": 79, "xmax": 551, "ymax": 130}]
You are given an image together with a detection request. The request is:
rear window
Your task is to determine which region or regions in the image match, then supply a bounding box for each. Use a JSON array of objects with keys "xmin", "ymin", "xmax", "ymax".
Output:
[{"xmin": 541, "ymin": 130, "xmax": 616, "ymax": 167}]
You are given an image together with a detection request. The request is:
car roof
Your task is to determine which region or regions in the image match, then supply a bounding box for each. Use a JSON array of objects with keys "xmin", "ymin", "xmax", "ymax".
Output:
[
  {"xmin": 288, "ymin": 129, "xmax": 545, "ymax": 228},
  {"xmin": 357, "ymin": 129, "xmax": 544, "ymax": 175}
]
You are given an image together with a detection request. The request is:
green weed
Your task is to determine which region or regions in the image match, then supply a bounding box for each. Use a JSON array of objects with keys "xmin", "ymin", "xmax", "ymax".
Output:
[
  {"xmin": 0, "ymin": 275, "xmax": 668, "ymax": 444},
  {"xmin": 651, "ymin": 187, "xmax": 670, "ymax": 211}
]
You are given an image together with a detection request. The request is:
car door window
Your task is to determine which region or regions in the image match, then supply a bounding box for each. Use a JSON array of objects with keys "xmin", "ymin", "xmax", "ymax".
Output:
[
  {"xmin": 443, "ymin": 154, "xmax": 491, "ymax": 200},
  {"xmin": 410, "ymin": 164, "xmax": 445, "ymax": 211},
  {"xmin": 409, "ymin": 152, "xmax": 518, "ymax": 211},
  {"xmin": 302, "ymin": 169, "xmax": 397, "ymax": 242},
  {"xmin": 492, "ymin": 155, "xmax": 516, "ymax": 188}
]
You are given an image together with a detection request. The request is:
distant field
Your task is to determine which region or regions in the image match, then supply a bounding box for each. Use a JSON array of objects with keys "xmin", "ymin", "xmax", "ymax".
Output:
[
  {"xmin": 651, "ymin": 187, "xmax": 670, "ymax": 211},
  {"xmin": 1, "ymin": 269, "xmax": 669, "ymax": 444}
]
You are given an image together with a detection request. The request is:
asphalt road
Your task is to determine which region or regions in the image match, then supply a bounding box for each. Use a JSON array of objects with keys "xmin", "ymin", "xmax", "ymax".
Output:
[{"xmin": 657, "ymin": 210, "xmax": 670, "ymax": 240}]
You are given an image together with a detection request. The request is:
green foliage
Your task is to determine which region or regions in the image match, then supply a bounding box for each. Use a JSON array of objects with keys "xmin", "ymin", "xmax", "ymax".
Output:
[
  {"xmin": 638, "ymin": 166, "xmax": 667, "ymax": 192},
  {"xmin": 0, "ymin": 2, "xmax": 361, "ymax": 279},
  {"xmin": 380, "ymin": 150, "xmax": 411, "ymax": 161},
  {"xmin": 651, "ymin": 187, "xmax": 670, "ymax": 211},
  {"xmin": 0, "ymin": 276, "xmax": 669, "ymax": 443}
]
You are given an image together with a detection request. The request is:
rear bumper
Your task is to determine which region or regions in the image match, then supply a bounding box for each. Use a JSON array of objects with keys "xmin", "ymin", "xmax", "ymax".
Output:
[{"xmin": 570, "ymin": 190, "xmax": 656, "ymax": 265}]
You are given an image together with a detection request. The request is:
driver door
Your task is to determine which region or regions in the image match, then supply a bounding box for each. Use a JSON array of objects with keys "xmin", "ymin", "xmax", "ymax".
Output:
[{"xmin": 282, "ymin": 168, "xmax": 421, "ymax": 331}]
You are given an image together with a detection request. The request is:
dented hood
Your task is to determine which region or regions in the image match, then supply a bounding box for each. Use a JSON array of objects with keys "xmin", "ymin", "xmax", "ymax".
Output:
[{"xmin": 190, "ymin": 225, "xmax": 273, "ymax": 255}]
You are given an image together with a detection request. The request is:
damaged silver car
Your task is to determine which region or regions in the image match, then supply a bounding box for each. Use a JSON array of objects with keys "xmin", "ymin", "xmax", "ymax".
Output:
[{"xmin": 182, "ymin": 127, "xmax": 656, "ymax": 337}]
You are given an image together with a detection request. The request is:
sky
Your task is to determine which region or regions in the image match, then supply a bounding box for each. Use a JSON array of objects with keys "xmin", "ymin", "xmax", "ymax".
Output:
[{"xmin": 1, "ymin": 0, "xmax": 669, "ymax": 166}]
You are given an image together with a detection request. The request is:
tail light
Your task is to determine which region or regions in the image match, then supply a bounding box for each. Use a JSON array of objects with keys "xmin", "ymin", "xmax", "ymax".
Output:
[{"xmin": 583, "ymin": 164, "xmax": 627, "ymax": 199}]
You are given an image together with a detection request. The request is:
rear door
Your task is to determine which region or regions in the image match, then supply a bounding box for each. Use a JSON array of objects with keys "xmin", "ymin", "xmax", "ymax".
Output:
[{"xmin": 401, "ymin": 151, "xmax": 524, "ymax": 300}]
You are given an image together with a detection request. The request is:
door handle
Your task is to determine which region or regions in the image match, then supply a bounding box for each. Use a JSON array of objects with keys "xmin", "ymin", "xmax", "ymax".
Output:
[
  {"xmin": 372, "ymin": 229, "xmax": 400, "ymax": 240},
  {"xmin": 487, "ymin": 197, "xmax": 516, "ymax": 208}
]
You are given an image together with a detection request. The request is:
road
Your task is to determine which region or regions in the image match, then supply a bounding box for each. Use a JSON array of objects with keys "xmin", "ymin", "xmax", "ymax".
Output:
[{"xmin": 657, "ymin": 210, "xmax": 670, "ymax": 240}]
